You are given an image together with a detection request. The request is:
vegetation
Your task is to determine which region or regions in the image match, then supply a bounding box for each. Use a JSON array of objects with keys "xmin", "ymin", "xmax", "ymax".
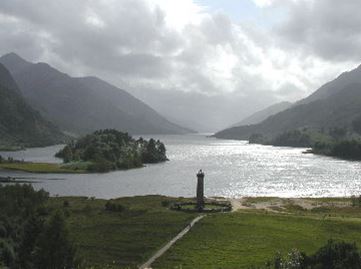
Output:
[
  {"xmin": 271, "ymin": 130, "xmax": 312, "ymax": 147},
  {"xmin": 0, "ymin": 162, "xmax": 88, "ymax": 173},
  {"xmin": 313, "ymin": 139, "xmax": 361, "ymax": 160},
  {"xmin": 47, "ymin": 195, "xmax": 197, "ymax": 268},
  {"xmin": 0, "ymin": 185, "xmax": 197, "ymax": 268},
  {"xmin": 3, "ymin": 186, "xmax": 361, "ymax": 269},
  {"xmin": 264, "ymin": 240, "xmax": 361, "ymax": 269},
  {"xmin": 55, "ymin": 129, "xmax": 168, "ymax": 172},
  {"xmin": 154, "ymin": 200, "xmax": 361, "ymax": 269},
  {"xmin": 247, "ymin": 126, "xmax": 361, "ymax": 161},
  {"xmin": 0, "ymin": 157, "xmax": 87, "ymax": 173},
  {"xmin": 0, "ymin": 184, "xmax": 79, "ymax": 269}
]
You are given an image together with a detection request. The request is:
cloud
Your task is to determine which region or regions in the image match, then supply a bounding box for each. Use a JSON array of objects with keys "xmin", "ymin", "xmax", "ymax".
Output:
[
  {"xmin": 271, "ymin": 0, "xmax": 361, "ymax": 62},
  {"xmin": 0, "ymin": 0, "xmax": 360, "ymax": 131}
]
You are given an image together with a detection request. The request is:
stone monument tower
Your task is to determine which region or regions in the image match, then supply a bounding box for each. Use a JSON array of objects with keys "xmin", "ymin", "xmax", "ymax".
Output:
[{"xmin": 196, "ymin": 169, "xmax": 205, "ymax": 210}]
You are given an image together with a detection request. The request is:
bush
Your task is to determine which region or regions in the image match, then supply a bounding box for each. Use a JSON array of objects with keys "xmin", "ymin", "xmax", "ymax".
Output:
[
  {"xmin": 105, "ymin": 201, "xmax": 125, "ymax": 212},
  {"xmin": 264, "ymin": 240, "xmax": 361, "ymax": 269},
  {"xmin": 161, "ymin": 200, "xmax": 171, "ymax": 207}
]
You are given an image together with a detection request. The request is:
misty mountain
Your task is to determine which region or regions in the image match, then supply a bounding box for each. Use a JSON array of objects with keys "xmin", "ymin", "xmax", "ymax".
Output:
[
  {"xmin": 0, "ymin": 63, "xmax": 65, "ymax": 148},
  {"xmin": 0, "ymin": 53, "xmax": 193, "ymax": 136},
  {"xmin": 230, "ymin": 101, "xmax": 292, "ymax": 127},
  {"xmin": 215, "ymin": 65, "xmax": 361, "ymax": 140},
  {"xmin": 300, "ymin": 65, "xmax": 361, "ymax": 104}
]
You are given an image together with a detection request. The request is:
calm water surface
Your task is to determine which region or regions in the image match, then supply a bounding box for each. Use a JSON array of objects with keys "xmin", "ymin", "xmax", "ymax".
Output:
[{"xmin": 1, "ymin": 134, "xmax": 361, "ymax": 198}]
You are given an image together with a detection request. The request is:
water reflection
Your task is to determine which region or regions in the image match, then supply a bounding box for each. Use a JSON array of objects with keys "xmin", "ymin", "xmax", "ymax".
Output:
[{"xmin": 0, "ymin": 134, "xmax": 361, "ymax": 198}]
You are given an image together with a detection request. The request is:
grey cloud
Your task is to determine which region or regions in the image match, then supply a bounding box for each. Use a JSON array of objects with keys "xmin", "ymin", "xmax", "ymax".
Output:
[
  {"xmin": 0, "ymin": 0, "xmax": 182, "ymax": 78},
  {"xmin": 0, "ymin": 0, "xmax": 348, "ymax": 131},
  {"xmin": 276, "ymin": 0, "xmax": 361, "ymax": 62}
]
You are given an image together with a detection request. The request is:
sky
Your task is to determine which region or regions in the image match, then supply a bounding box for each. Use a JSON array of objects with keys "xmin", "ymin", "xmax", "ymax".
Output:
[{"xmin": 0, "ymin": 0, "xmax": 361, "ymax": 132}]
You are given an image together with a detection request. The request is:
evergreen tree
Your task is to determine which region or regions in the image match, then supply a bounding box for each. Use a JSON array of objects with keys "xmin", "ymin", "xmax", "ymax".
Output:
[{"xmin": 33, "ymin": 212, "xmax": 79, "ymax": 269}]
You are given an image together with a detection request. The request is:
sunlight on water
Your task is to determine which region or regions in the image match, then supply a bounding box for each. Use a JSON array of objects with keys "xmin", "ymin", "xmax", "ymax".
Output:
[{"xmin": 1, "ymin": 134, "xmax": 361, "ymax": 198}]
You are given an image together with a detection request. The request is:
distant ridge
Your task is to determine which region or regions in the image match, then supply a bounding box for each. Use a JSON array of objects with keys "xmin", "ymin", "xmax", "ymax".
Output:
[
  {"xmin": 215, "ymin": 64, "xmax": 361, "ymax": 140},
  {"xmin": 0, "ymin": 53, "xmax": 193, "ymax": 135},
  {"xmin": 230, "ymin": 101, "xmax": 292, "ymax": 127}
]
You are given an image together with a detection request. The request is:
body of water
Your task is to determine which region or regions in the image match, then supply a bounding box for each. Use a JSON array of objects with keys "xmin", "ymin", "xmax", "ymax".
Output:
[{"xmin": 0, "ymin": 134, "xmax": 360, "ymax": 199}]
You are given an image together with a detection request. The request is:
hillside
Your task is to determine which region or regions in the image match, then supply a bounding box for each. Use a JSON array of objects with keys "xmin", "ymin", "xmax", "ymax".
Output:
[
  {"xmin": 301, "ymin": 64, "xmax": 361, "ymax": 104},
  {"xmin": 0, "ymin": 53, "xmax": 192, "ymax": 135},
  {"xmin": 230, "ymin": 101, "xmax": 292, "ymax": 127},
  {"xmin": 215, "ymin": 66, "xmax": 361, "ymax": 141},
  {"xmin": 0, "ymin": 63, "xmax": 65, "ymax": 148}
]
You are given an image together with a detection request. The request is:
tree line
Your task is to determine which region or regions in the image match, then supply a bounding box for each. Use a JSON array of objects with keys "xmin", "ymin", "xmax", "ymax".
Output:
[{"xmin": 0, "ymin": 184, "xmax": 79, "ymax": 269}]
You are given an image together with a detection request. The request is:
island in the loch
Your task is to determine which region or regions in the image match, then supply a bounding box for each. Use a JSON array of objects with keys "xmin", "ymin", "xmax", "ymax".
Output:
[{"xmin": 0, "ymin": 129, "xmax": 168, "ymax": 173}]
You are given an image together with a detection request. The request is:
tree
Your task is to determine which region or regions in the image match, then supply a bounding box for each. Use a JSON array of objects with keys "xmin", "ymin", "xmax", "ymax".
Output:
[
  {"xmin": 329, "ymin": 127, "xmax": 347, "ymax": 140},
  {"xmin": 33, "ymin": 212, "xmax": 79, "ymax": 269},
  {"xmin": 17, "ymin": 215, "xmax": 44, "ymax": 269}
]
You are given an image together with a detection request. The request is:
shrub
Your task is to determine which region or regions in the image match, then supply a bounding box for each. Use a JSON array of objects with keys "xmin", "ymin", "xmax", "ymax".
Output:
[
  {"xmin": 105, "ymin": 201, "xmax": 125, "ymax": 212},
  {"xmin": 264, "ymin": 240, "xmax": 361, "ymax": 269}
]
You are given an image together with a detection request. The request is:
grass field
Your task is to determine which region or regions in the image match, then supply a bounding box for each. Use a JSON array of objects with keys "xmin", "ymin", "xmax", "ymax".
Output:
[
  {"xmin": 42, "ymin": 196, "xmax": 361, "ymax": 269},
  {"xmin": 154, "ymin": 200, "xmax": 361, "ymax": 269},
  {"xmin": 47, "ymin": 196, "xmax": 198, "ymax": 269},
  {"xmin": 0, "ymin": 162, "xmax": 87, "ymax": 173}
]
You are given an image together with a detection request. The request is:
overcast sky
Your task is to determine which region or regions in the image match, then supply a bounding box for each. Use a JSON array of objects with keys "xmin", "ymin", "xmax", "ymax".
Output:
[{"xmin": 1, "ymin": 0, "xmax": 360, "ymax": 131}]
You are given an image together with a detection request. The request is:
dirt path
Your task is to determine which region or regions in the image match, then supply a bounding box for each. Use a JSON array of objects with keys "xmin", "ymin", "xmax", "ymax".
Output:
[{"xmin": 139, "ymin": 215, "xmax": 205, "ymax": 269}]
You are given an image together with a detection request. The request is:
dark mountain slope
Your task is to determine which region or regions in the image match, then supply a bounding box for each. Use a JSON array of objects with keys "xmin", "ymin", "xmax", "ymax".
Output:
[
  {"xmin": 0, "ymin": 53, "xmax": 192, "ymax": 135},
  {"xmin": 0, "ymin": 63, "xmax": 65, "ymax": 148},
  {"xmin": 215, "ymin": 83, "xmax": 361, "ymax": 140}
]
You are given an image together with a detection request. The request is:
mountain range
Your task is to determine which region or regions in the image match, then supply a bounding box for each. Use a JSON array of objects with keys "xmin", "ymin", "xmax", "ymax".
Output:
[
  {"xmin": 0, "ymin": 53, "xmax": 192, "ymax": 136},
  {"xmin": 215, "ymin": 64, "xmax": 361, "ymax": 140},
  {"xmin": 230, "ymin": 101, "xmax": 292, "ymax": 127},
  {"xmin": 0, "ymin": 63, "xmax": 65, "ymax": 148}
]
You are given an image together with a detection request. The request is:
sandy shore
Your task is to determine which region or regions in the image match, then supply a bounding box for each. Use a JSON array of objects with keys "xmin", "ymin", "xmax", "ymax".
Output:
[{"xmin": 212, "ymin": 197, "xmax": 354, "ymax": 213}]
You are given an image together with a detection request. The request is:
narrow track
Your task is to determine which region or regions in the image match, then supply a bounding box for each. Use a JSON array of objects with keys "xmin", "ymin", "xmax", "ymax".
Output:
[{"xmin": 139, "ymin": 215, "xmax": 206, "ymax": 269}]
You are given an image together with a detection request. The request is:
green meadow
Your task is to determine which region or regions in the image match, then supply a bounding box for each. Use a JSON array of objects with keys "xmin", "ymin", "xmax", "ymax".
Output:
[
  {"xmin": 42, "ymin": 196, "xmax": 361, "ymax": 269},
  {"xmin": 47, "ymin": 196, "xmax": 197, "ymax": 269},
  {"xmin": 153, "ymin": 198, "xmax": 361, "ymax": 269},
  {"xmin": 0, "ymin": 162, "xmax": 88, "ymax": 173}
]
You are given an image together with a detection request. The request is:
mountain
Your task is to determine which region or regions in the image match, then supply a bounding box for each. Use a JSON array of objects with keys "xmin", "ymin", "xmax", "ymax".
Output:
[
  {"xmin": 0, "ymin": 53, "xmax": 193, "ymax": 135},
  {"xmin": 0, "ymin": 63, "xmax": 65, "ymax": 148},
  {"xmin": 230, "ymin": 101, "xmax": 292, "ymax": 127},
  {"xmin": 300, "ymin": 64, "xmax": 361, "ymax": 104},
  {"xmin": 215, "ymin": 65, "xmax": 361, "ymax": 141}
]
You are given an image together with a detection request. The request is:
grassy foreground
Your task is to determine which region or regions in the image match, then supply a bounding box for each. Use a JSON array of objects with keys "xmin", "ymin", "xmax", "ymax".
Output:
[
  {"xmin": 42, "ymin": 195, "xmax": 361, "ymax": 269},
  {"xmin": 47, "ymin": 195, "xmax": 197, "ymax": 269},
  {"xmin": 154, "ymin": 197, "xmax": 361, "ymax": 269}
]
